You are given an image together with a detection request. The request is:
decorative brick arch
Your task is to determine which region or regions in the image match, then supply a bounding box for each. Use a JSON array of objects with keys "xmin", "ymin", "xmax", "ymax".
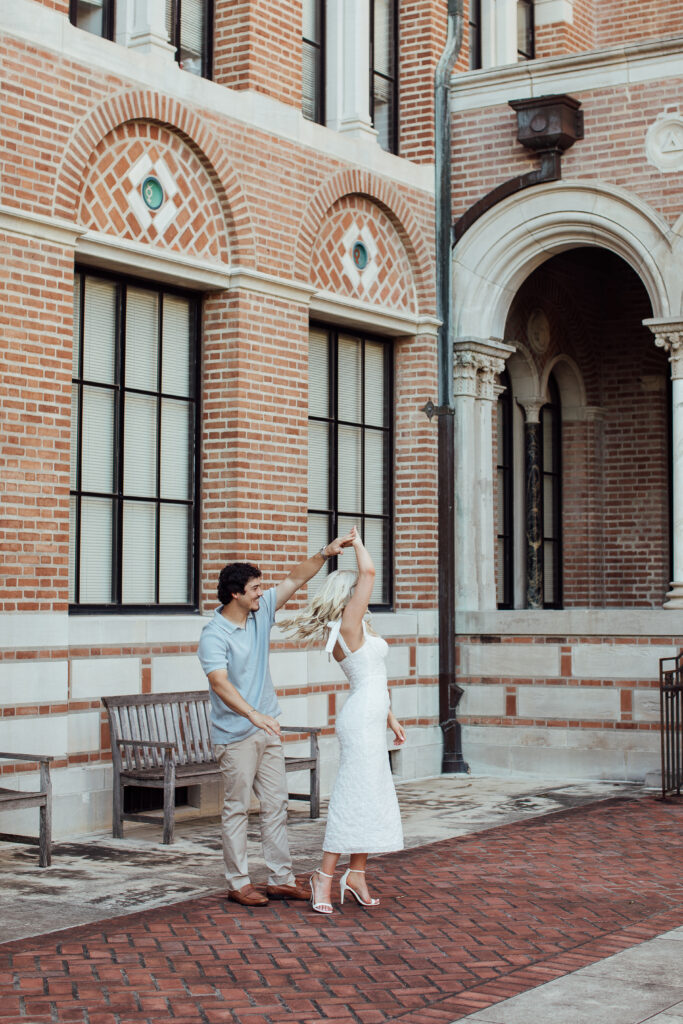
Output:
[
  {"xmin": 295, "ymin": 168, "xmax": 434, "ymax": 316},
  {"xmin": 53, "ymin": 89, "xmax": 255, "ymax": 266}
]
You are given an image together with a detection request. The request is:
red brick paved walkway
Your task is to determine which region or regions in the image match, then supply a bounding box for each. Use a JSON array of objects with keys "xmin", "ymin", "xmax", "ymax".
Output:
[{"xmin": 1, "ymin": 796, "xmax": 681, "ymax": 1024}]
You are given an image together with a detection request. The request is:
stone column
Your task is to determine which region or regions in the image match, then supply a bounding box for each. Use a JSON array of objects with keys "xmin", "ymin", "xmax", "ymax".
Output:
[
  {"xmin": 453, "ymin": 338, "xmax": 514, "ymax": 611},
  {"xmin": 325, "ymin": 0, "xmax": 377, "ymax": 141},
  {"xmin": 647, "ymin": 320, "xmax": 683, "ymax": 608},
  {"xmin": 127, "ymin": 0, "xmax": 176, "ymax": 60},
  {"xmin": 519, "ymin": 399, "xmax": 545, "ymax": 609}
]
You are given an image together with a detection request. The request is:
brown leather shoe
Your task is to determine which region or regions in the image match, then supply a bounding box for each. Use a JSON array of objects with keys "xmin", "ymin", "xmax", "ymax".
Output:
[
  {"xmin": 227, "ymin": 884, "xmax": 269, "ymax": 907},
  {"xmin": 265, "ymin": 882, "xmax": 309, "ymax": 901}
]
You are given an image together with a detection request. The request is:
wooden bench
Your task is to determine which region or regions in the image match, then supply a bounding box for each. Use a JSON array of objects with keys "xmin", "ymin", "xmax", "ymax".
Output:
[
  {"xmin": 102, "ymin": 691, "xmax": 321, "ymax": 844},
  {"xmin": 0, "ymin": 752, "xmax": 53, "ymax": 867}
]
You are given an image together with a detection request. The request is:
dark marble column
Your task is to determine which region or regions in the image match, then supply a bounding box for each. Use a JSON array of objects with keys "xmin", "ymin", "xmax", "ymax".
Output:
[{"xmin": 524, "ymin": 415, "xmax": 543, "ymax": 609}]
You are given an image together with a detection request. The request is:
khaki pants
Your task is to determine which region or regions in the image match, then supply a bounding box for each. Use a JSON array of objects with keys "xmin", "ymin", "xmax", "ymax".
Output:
[{"xmin": 215, "ymin": 731, "xmax": 295, "ymax": 891}]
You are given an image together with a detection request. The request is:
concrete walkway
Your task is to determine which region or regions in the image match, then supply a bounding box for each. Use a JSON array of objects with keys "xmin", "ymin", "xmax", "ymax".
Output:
[{"xmin": 0, "ymin": 775, "xmax": 681, "ymax": 1023}]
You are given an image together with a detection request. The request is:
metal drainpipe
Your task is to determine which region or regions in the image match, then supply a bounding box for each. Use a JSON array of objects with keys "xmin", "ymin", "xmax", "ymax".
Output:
[{"xmin": 434, "ymin": 0, "xmax": 468, "ymax": 773}]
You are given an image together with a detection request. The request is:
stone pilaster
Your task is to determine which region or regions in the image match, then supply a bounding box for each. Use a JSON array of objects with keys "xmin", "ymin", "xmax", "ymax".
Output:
[{"xmin": 453, "ymin": 338, "xmax": 515, "ymax": 611}]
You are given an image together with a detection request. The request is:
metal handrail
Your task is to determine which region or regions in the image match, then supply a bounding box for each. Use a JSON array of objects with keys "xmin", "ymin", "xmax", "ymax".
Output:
[{"xmin": 659, "ymin": 651, "xmax": 683, "ymax": 799}]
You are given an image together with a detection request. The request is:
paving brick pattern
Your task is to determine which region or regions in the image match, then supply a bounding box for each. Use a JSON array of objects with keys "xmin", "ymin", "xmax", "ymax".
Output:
[{"xmin": 1, "ymin": 796, "xmax": 681, "ymax": 1024}]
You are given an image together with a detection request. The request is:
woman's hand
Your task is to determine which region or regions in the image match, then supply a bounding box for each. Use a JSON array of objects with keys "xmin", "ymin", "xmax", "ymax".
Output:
[
  {"xmin": 325, "ymin": 529, "xmax": 355, "ymax": 557},
  {"xmin": 388, "ymin": 711, "xmax": 406, "ymax": 747}
]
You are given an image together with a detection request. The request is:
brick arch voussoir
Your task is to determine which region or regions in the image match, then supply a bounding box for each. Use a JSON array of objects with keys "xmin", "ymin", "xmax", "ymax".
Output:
[
  {"xmin": 296, "ymin": 169, "xmax": 433, "ymax": 316},
  {"xmin": 54, "ymin": 89, "xmax": 255, "ymax": 266}
]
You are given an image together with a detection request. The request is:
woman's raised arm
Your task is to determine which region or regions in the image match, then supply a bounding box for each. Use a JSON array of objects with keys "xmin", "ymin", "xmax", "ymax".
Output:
[{"xmin": 339, "ymin": 527, "xmax": 375, "ymax": 649}]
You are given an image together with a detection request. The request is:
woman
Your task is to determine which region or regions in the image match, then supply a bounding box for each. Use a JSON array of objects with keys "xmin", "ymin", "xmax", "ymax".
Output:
[{"xmin": 280, "ymin": 527, "xmax": 405, "ymax": 913}]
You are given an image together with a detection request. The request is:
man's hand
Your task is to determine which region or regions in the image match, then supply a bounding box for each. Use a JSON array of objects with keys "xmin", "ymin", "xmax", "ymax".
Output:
[
  {"xmin": 247, "ymin": 710, "xmax": 281, "ymax": 737},
  {"xmin": 275, "ymin": 529, "xmax": 355, "ymax": 609}
]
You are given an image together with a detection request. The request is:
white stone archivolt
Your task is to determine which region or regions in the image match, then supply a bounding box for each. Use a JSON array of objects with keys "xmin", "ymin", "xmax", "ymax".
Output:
[{"xmin": 452, "ymin": 180, "xmax": 678, "ymax": 342}]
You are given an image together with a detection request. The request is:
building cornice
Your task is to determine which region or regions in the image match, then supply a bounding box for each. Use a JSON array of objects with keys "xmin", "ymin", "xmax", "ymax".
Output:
[{"xmin": 450, "ymin": 33, "xmax": 683, "ymax": 112}]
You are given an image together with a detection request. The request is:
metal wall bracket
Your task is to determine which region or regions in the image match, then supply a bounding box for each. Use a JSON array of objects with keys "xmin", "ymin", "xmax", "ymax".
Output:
[{"xmin": 422, "ymin": 399, "xmax": 455, "ymax": 420}]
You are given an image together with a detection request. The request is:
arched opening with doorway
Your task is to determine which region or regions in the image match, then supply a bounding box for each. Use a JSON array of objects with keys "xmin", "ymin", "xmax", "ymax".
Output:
[
  {"xmin": 452, "ymin": 181, "xmax": 682, "ymax": 781},
  {"xmin": 497, "ymin": 247, "xmax": 669, "ymax": 612}
]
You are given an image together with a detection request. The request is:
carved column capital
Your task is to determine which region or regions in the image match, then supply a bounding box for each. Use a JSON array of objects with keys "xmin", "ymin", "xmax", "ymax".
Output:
[
  {"xmin": 644, "ymin": 319, "xmax": 683, "ymax": 379},
  {"xmin": 517, "ymin": 397, "xmax": 546, "ymax": 424},
  {"xmin": 453, "ymin": 337, "xmax": 515, "ymax": 400}
]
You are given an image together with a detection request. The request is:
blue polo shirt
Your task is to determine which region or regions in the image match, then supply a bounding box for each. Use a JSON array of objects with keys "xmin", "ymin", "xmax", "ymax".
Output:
[{"xmin": 197, "ymin": 587, "xmax": 280, "ymax": 745}]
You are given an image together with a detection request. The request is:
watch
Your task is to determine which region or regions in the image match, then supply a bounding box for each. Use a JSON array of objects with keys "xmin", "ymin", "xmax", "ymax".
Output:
[{"xmin": 318, "ymin": 545, "xmax": 329, "ymax": 561}]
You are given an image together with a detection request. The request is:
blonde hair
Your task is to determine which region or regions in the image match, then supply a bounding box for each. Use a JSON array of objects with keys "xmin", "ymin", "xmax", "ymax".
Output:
[{"xmin": 279, "ymin": 570, "xmax": 358, "ymax": 649}]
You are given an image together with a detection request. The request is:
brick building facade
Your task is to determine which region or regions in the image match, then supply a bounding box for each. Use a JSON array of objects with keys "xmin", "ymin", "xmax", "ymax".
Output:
[{"xmin": 0, "ymin": 0, "xmax": 681, "ymax": 839}]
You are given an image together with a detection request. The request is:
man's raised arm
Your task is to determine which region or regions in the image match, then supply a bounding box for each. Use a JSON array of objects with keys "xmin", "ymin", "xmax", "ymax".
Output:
[{"xmin": 275, "ymin": 531, "xmax": 353, "ymax": 610}]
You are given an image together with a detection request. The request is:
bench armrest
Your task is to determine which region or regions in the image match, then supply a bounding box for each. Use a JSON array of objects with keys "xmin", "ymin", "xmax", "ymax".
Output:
[
  {"xmin": 116, "ymin": 740, "xmax": 177, "ymax": 751},
  {"xmin": 0, "ymin": 752, "xmax": 54, "ymax": 763},
  {"xmin": 280, "ymin": 726, "xmax": 321, "ymax": 734}
]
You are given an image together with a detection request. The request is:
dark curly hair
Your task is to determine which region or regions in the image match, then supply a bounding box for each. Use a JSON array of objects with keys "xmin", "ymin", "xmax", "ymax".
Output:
[{"xmin": 217, "ymin": 562, "xmax": 262, "ymax": 605}]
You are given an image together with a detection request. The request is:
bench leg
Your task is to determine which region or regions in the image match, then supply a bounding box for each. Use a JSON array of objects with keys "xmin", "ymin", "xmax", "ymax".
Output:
[
  {"xmin": 39, "ymin": 761, "xmax": 52, "ymax": 867},
  {"xmin": 112, "ymin": 775, "xmax": 124, "ymax": 839},
  {"xmin": 310, "ymin": 764, "xmax": 320, "ymax": 819},
  {"xmin": 162, "ymin": 755, "xmax": 175, "ymax": 845}
]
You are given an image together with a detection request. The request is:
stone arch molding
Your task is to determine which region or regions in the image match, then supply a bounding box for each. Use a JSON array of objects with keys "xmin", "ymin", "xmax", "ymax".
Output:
[
  {"xmin": 53, "ymin": 89, "xmax": 255, "ymax": 266},
  {"xmin": 295, "ymin": 168, "xmax": 433, "ymax": 316},
  {"xmin": 453, "ymin": 180, "xmax": 679, "ymax": 341}
]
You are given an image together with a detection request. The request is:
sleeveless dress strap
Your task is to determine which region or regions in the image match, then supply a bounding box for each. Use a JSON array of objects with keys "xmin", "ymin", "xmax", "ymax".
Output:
[{"xmin": 325, "ymin": 619, "xmax": 352, "ymax": 657}]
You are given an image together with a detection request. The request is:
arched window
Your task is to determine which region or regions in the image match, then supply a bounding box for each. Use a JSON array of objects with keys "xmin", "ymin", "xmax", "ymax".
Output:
[
  {"xmin": 541, "ymin": 374, "xmax": 562, "ymax": 607},
  {"xmin": 496, "ymin": 369, "xmax": 514, "ymax": 608}
]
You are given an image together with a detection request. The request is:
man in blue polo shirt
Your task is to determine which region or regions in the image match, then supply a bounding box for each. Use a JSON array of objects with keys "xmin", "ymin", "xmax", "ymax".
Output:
[{"xmin": 198, "ymin": 532, "xmax": 352, "ymax": 907}]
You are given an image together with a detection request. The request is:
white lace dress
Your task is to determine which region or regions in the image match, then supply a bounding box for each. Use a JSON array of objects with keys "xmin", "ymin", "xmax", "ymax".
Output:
[{"xmin": 322, "ymin": 621, "xmax": 404, "ymax": 854}]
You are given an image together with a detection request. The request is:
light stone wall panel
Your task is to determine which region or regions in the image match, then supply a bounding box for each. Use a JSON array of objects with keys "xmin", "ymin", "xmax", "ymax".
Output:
[
  {"xmin": 417, "ymin": 643, "xmax": 438, "ymax": 676},
  {"xmin": 460, "ymin": 683, "xmax": 506, "ymax": 716},
  {"xmin": 67, "ymin": 711, "xmax": 101, "ymax": 754},
  {"xmin": 71, "ymin": 657, "xmax": 141, "ymax": 698},
  {"xmin": 417, "ymin": 683, "xmax": 439, "ymax": 716},
  {"xmin": 390, "ymin": 684, "xmax": 418, "ymax": 718},
  {"xmin": 460, "ymin": 643, "xmax": 561, "ymax": 677},
  {"xmin": 517, "ymin": 684, "xmax": 620, "ymax": 720},
  {"xmin": 633, "ymin": 689, "xmax": 661, "ymax": 722},
  {"xmin": 151, "ymin": 656, "xmax": 208, "ymax": 693},
  {"xmin": 0, "ymin": 714, "xmax": 69, "ymax": 758},
  {"xmin": 0, "ymin": 659, "xmax": 68, "ymax": 705},
  {"xmin": 571, "ymin": 644, "xmax": 676, "ymax": 680}
]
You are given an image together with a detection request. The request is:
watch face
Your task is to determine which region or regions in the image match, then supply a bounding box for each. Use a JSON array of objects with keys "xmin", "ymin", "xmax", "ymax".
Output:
[{"xmin": 527, "ymin": 308, "xmax": 550, "ymax": 354}]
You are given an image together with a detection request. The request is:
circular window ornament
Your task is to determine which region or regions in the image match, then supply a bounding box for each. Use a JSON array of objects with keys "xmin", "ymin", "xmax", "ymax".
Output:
[
  {"xmin": 352, "ymin": 241, "xmax": 368, "ymax": 270},
  {"xmin": 527, "ymin": 308, "xmax": 550, "ymax": 354},
  {"xmin": 141, "ymin": 175, "xmax": 164, "ymax": 211},
  {"xmin": 645, "ymin": 112, "xmax": 683, "ymax": 172}
]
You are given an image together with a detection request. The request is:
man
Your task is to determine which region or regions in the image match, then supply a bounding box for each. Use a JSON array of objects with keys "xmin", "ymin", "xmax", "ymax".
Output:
[{"xmin": 197, "ymin": 533, "xmax": 352, "ymax": 906}]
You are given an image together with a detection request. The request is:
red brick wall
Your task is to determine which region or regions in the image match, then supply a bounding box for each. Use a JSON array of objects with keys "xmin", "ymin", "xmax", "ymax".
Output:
[
  {"xmin": 200, "ymin": 290, "xmax": 310, "ymax": 611},
  {"xmin": 596, "ymin": 0, "xmax": 683, "ymax": 45},
  {"xmin": 394, "ymin": 333, "xmax": 439, "ymax": 609},
  {"xmin": 0, "ymin": 236, "xmax": 73, "ymax": 613},
  {"xmin": 213, "ymin": 0, "xmax": 302, "ymax": 105},
  {"xmin": 452, "ymin": 76, "xmax": 683, "ymax": 229},
  {"xmin": 536, "ymin": 0, "xmax": 596, "ymax": 59},
  {"xmin": 399, "ymin": 0, "xmax": 448, "ymax": 162}
]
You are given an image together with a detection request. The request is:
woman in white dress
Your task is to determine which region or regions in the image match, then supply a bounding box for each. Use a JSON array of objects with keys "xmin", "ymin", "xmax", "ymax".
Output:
[{"xmin": 280, "ymin": 527, "xmax": 405, "ymax": 914}]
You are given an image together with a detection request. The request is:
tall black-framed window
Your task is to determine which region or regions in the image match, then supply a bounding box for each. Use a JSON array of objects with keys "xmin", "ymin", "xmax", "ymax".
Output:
[
  {"xmin": 370, "ymin": 0, "xmax": 399, "ymax": 154},
  {"xmin": 469, "ymin": 0, "xmax": 482, "ymax": 70},
  {"xmin": 302, "ymin": 0, "xmax": 325, "ymax": 124},
  {"xmin": 69, "ymin": 0, "xmax": 114, "ymax": 39},
  {"xmin": 70, "ymin": 270, "xmax": 200, "ymax": 611},
  {"xmin": 165, "ymin": 0, "xmax": 214, "ymax": 78},
  {"xmin": 308, "ymin": 325, "xmax": 393, "ymax": 608},
  {"xmin": 496, "ymin": 370, "xmax": 514, "ymax": 609},
  {"xmin": 517, "ymin": 0, "xmax": 535, "ymax": 60},
  {"xmin": 541, "ymin": 374, "xmax": 562, "ymax": 608}
]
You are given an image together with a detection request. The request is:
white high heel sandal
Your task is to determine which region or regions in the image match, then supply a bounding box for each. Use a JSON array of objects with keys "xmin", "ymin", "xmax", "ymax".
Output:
[
  {"xmin": 339, "ymin": 868, "xmax": 380, "ymax": 907},
  {"xmin": 309, "ymin": 869, "xmax": 334, "ymax": 914}
]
